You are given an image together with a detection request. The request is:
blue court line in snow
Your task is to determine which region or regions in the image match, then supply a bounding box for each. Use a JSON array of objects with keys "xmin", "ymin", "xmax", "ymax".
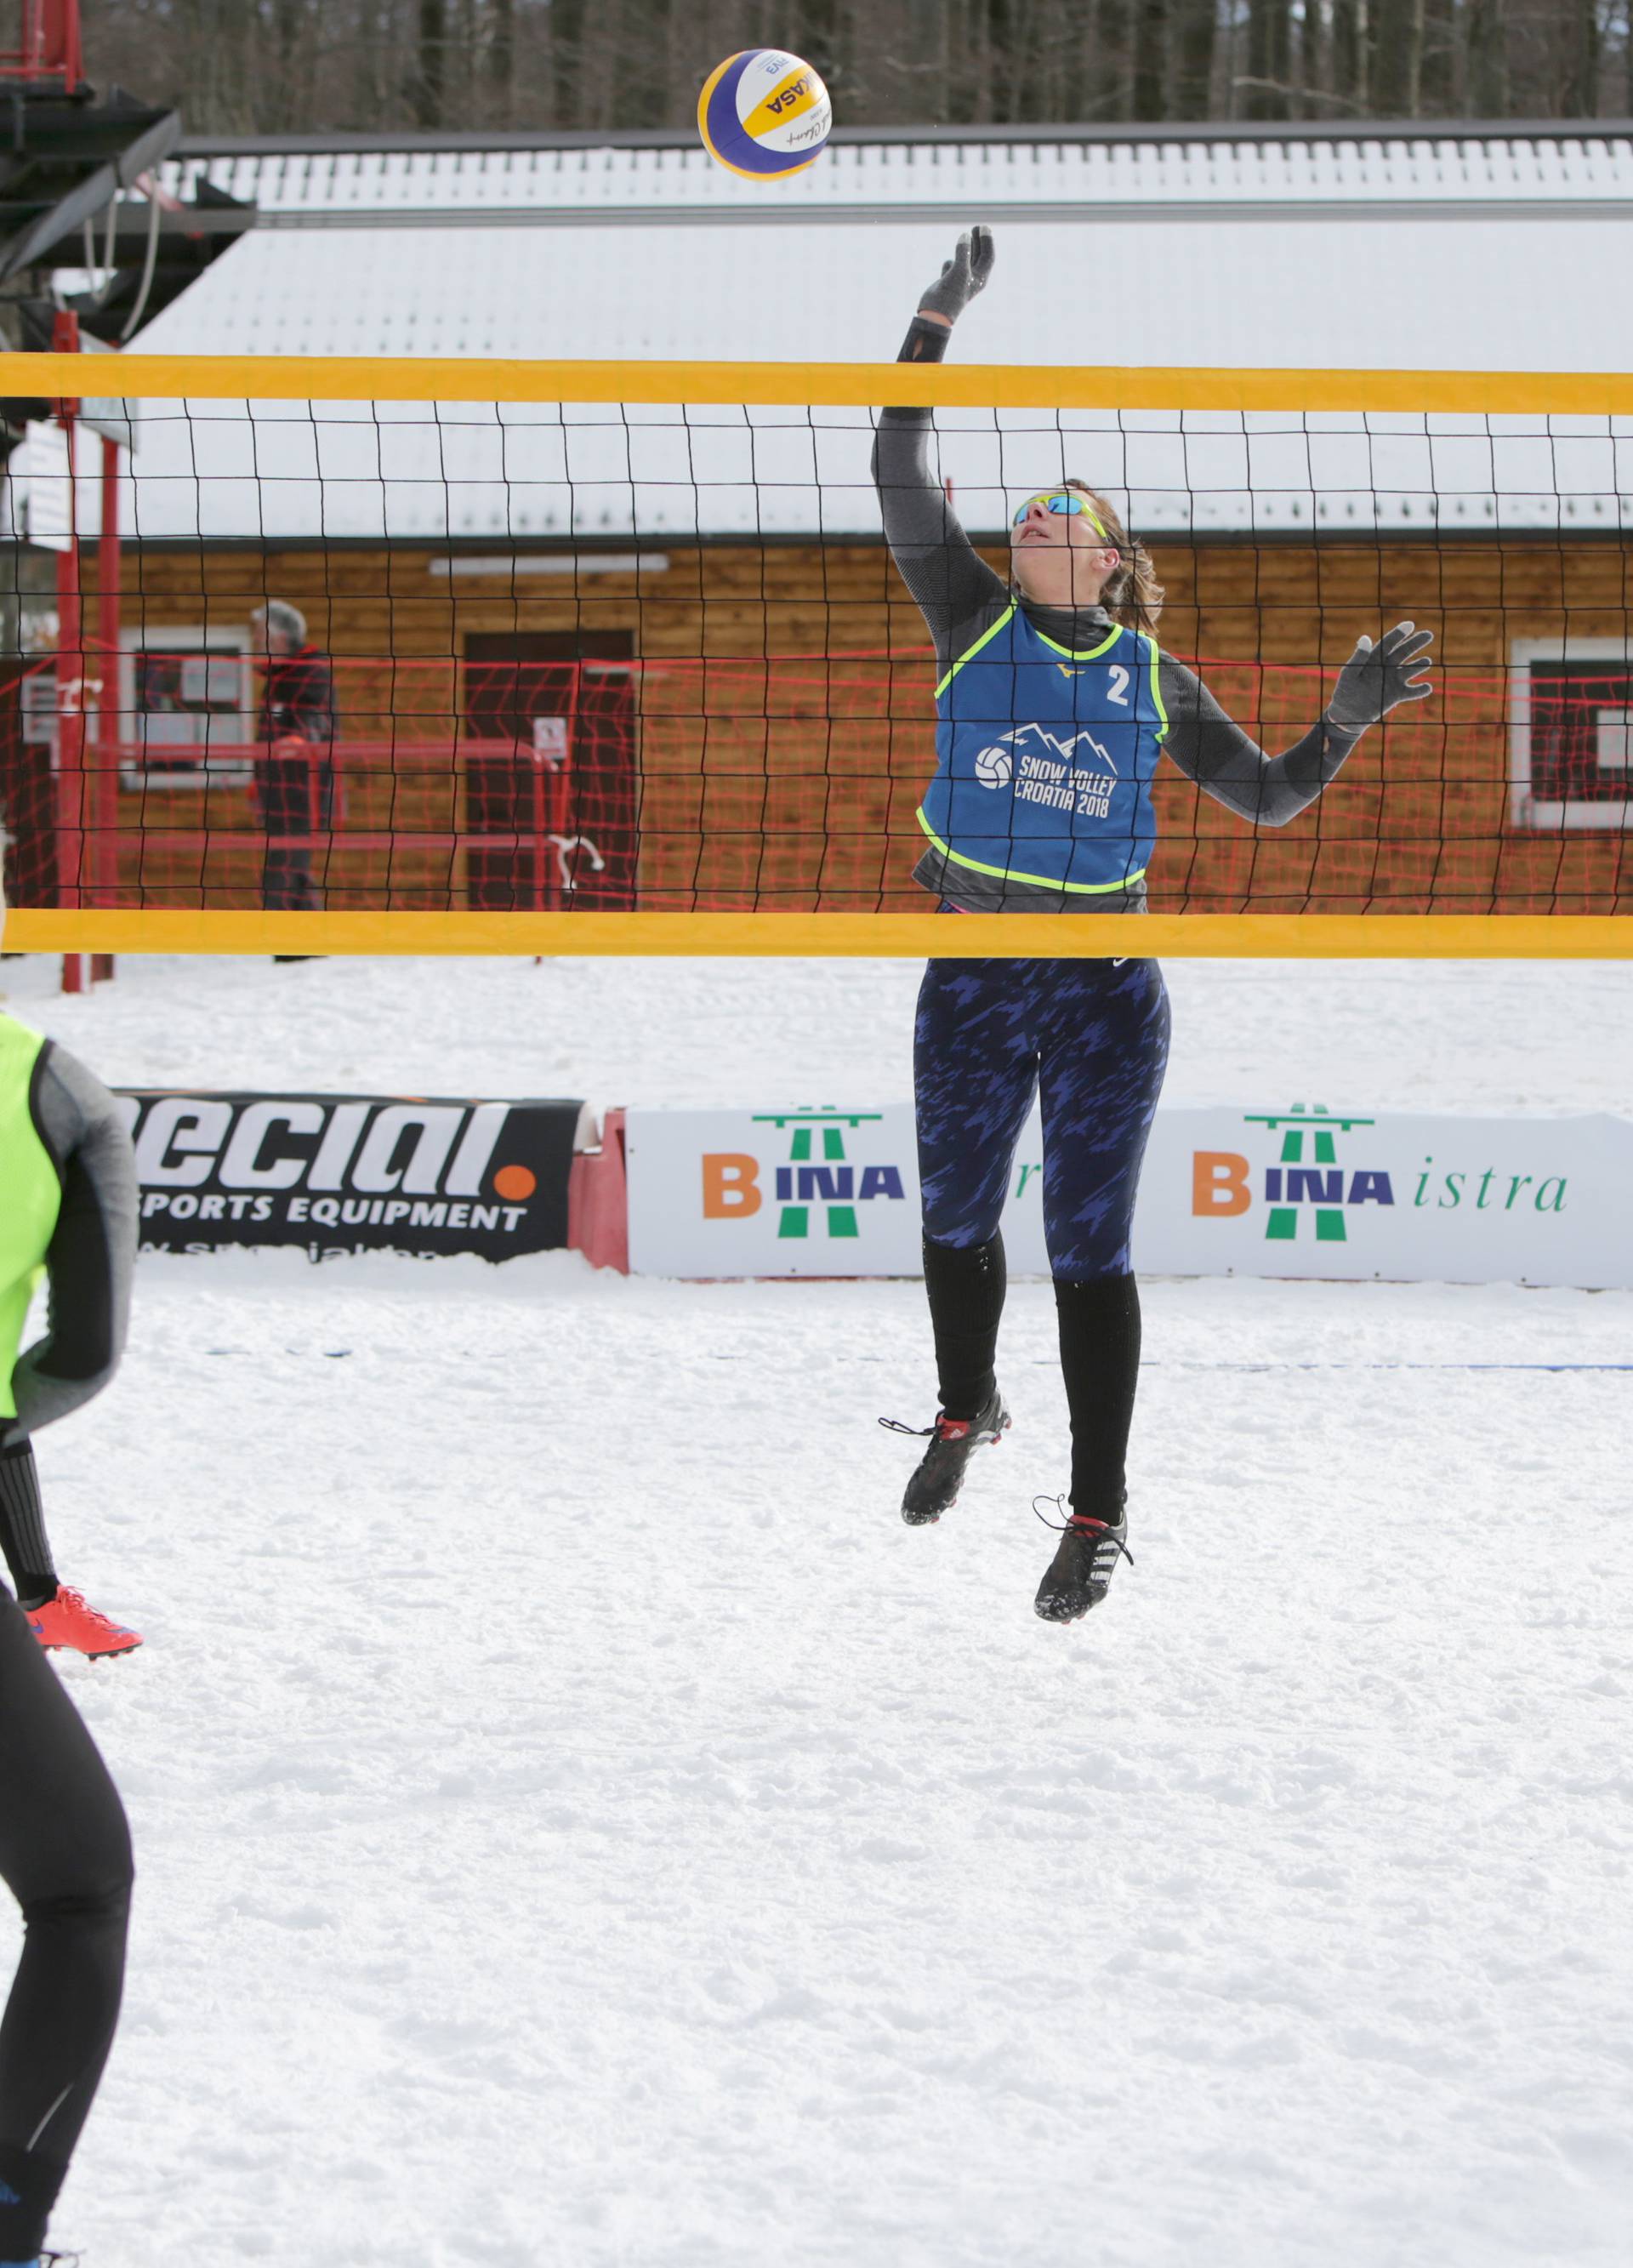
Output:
[{"xmin": 1134, "ymin": 1361, "xmax": 1633, "ymax": 1373}]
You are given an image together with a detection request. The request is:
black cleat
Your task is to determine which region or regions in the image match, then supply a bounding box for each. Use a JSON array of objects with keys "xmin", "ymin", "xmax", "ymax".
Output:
[
  {"xmin": 1033, "ymin": 1497, "xmax": 1133, "ymax": 1622},
  {"xmin": 880, "ymin": 1389, "xmax": 1010, "ymax": 1525}
]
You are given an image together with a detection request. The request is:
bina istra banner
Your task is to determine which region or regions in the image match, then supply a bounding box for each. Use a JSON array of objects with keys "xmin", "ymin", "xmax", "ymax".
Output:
[{"xmin": 625, "ymin": 1103, "xmax": 1633, "ymax": 1288}]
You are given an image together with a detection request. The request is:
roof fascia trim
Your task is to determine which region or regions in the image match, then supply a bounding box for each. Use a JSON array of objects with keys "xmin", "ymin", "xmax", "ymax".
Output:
[
  {"xmin": 212, "ymin": 198, "xmax": 1633, "ymax": 231},
  {"xmin": 174, "ymin": 117, "xmax": 1633, "ymax": 160}
]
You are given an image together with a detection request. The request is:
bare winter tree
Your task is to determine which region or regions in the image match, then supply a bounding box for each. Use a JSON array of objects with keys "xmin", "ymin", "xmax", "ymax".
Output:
[
  {"xmin": 77, "ymin": 1, "xmax": 1633, "ymax": 137},
  {"xmin": 1242, "ymin": 0, "xmax": 1294, "ymax": 119},
  {"xmin": 1132, "ymin": 0, "xmax": 1170, "ymax": 122},
  {"xmin": 1173, "ymin": 0, "xmax": 1220, "ymax": 116},
  {"xmin": 1370, "ymin": 0, "xmax": 1427, "ymax": 116},
  {"xmin": 1464, "ymin": 0, "xmax": 1511, "ymax": 117}
]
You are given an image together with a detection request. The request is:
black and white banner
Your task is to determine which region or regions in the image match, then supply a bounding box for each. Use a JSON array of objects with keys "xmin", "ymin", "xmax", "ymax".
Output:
[{"xmin": 117, "ymin": 1090, "xmax": 589, "ymax": 1261}]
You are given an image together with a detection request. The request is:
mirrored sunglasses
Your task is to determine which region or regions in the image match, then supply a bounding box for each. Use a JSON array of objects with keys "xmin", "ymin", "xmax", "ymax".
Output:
[{"xmin": 1011, "ymin": 493, "xmax": 1110, "ymax": 537}]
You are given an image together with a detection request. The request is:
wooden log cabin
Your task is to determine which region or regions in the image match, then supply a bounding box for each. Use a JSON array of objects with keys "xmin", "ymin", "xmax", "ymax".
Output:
[{"xmin": 59, "ymin": 528, "xmax": 1633, "ymax": 915}]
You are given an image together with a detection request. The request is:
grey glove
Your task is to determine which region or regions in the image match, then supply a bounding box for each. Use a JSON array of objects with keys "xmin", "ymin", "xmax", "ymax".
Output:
[
  {"xmin": 917, "ymin": 225, "xmax": 995, "ymax": 326},
  {"xmin": 1326, "ymin": 621, "xmax": 1435, "ymax": 733}
]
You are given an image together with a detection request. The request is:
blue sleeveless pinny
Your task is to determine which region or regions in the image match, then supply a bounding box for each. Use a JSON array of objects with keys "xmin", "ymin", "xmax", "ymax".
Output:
[{"xmin": 917, "ymin": 605, "xmax": 1167, "ymax": 896}]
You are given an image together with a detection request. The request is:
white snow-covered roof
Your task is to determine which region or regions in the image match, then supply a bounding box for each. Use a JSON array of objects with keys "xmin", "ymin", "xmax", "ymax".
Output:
[
  {"xmin": 160, "ymin": 129, "xmax": 1633, "ymax": 226},
  {"xmin": 91, "ymin": 131, "xmax": 1633, "ymax": 542}
]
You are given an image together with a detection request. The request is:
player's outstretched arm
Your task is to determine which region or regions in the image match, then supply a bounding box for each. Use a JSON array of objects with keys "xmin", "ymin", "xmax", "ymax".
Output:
[
  {"xmin": 1160, "ymin": 621, "xmax": 1435, "ymax": 827},
  {"xmin": 913, "ymin": 223, "xmax": 996, "ymax": 333},
  {"xmin": 11, "ymin": 1046, "xmax": 138, "ymax": 1435},
  {"xmin": 872, "ymin": 226, "xmax": 1004, "ymax": 660}
]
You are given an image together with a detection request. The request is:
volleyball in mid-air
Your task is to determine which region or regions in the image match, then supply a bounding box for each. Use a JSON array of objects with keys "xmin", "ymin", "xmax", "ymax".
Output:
[{"xmin": 697, "ymin": 49, "xmax": 832, "ymax": 180}]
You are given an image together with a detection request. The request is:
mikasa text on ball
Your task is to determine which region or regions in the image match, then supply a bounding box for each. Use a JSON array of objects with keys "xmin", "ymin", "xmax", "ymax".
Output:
[{"xmin": 697, "ymin": 49, "xmax": 833, "ymax": 180}]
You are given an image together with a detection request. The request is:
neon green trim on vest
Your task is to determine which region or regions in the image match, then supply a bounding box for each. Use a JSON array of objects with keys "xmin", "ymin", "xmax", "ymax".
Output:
[
  {"xmin": 914, "ymin": 809, "xmax": 1147, "ymax": 896},
  {"xmin": 936, "ymin": 609, "xmax": 1133, "ymax": 697},
  {"xmin": 1144, "ymin": 632, "xmax": 1169, "ymax": 740},
  {"xmin": 933, "ymin": 604, "xmax": 1017, "ymax": 701},
  {"xmin": 0, "ymin": 1015, "xmax": 60, "ymax": 1423},
  {"xmin": 1028, "ymin": 620, "xmax": 1126, "ymax": 662}
]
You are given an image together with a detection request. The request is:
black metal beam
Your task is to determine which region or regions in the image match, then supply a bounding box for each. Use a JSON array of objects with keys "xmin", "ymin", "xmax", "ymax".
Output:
[{"xmin": 0, "ymin": 91, "xmax": 180, "ymax": 284}]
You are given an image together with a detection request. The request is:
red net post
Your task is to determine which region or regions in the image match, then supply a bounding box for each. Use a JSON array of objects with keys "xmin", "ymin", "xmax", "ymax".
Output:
[
  {"xmin": 89, "ymin": 431, "xmax": 121, "ymax": 977},
  {"xmin": 50, "ymin": 314, "xmax": 85, "ymax": 937}
]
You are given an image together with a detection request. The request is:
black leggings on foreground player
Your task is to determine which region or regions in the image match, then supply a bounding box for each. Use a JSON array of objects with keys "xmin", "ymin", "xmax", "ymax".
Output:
[
  {"xmin": 0, "ymin": 961, "xmax": 139, "ymax": 2260},
  {"xmin": 0, "ymin": 1596, "xmax": 131, "ymax": 2263}
]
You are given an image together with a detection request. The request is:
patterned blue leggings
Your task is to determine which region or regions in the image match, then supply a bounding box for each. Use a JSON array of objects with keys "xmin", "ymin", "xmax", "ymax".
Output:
[{"xmin": 914, "ymin": 955, "xmax": 1171, "ymax": 1279}]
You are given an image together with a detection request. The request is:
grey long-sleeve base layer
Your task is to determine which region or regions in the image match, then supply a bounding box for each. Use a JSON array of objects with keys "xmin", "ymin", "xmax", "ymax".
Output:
[
  {"xmin": 10, "ymin": 1041, "xmax": 137, "ymax": 1437},
  {"xmin": 873, "ymin": 321, "xmax": 1363, "ymax": 912}
]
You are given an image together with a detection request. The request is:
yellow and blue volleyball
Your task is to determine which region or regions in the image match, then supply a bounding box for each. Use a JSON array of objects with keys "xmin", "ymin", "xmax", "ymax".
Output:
[{"xmin": 697, "ymin": 49, "xmax": 832, "ymax": 180}]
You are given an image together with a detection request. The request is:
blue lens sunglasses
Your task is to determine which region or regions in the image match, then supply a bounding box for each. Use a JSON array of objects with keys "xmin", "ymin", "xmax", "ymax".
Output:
[{"xmin": 1011, "ymin": 492, "xmax": 1112, "ymax": 538}]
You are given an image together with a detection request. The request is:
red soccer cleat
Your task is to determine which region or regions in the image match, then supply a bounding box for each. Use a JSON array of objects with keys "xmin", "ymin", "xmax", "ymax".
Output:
[{"xmin": 27, "ymin": 1586, "xmax": 143, "ymax": 1659}]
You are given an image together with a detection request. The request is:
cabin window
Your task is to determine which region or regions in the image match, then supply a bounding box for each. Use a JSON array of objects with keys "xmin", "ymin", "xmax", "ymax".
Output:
[{"xmin": 1510, "ymin": 639, "xmax": 1633, "ymax": 830}]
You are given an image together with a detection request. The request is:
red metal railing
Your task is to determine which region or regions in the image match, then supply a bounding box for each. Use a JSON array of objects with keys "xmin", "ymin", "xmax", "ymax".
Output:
[{"xmin": 0, "ymin": 0, "xmax": 83, "ymax": 84}]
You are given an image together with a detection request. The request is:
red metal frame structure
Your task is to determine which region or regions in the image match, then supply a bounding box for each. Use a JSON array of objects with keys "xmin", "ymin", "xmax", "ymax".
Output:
[
  {"xmin": 109, "ymin": 671, "xmax": 597, "ymax": 913},
  {"xmin": 45, "ymin": 304, "xmax": 122, "ymax": 987},
  {"xmin": 94, "ymin": 654, "xmax": 645, "ymax": 914},
  {"xmin": 0, "ymin": 0, "xmax": 83, "ymax": 88},
  {"xmin": 50, "ymin": 307, "xmax": 86, "ymax": 989},
  {"xmin": 95, "ymin": 425, "xmax": 119, "ymax": 939},
  {"xmin": 3, "ymin": 0, "xmax": 117, "ymax": 983}
]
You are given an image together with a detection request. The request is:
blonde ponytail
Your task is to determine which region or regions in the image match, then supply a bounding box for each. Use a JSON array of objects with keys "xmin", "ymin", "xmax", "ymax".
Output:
[{"xmin": 1063, "ymin": 481, "xmax": 1164, "ymax": 640}]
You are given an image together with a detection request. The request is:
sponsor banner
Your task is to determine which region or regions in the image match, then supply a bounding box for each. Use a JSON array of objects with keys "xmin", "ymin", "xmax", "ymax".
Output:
[
  {"xmin": 629, "ymin": 1106, "xmax": 920, "ymax": 1279},
  {"xmin": 625, "ymin": 1103, "xmax": 1633, "ymax": 1290},
  {"xmin": 1138, "ymin": 1105, "xmax": 1633, "ymax": 1288},
  {"xmin": 116, "ymin": 1091, "xmax": 588, "ymax": 1262}
]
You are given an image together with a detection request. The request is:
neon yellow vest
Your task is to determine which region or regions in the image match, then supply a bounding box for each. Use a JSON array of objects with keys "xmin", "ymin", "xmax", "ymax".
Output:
[{"xmin": 0, "ymin": 1014, "xmax": 61, "ymax": 1423}]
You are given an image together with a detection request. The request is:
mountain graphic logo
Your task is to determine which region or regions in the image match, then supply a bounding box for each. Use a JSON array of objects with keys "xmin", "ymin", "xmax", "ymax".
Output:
[{"xmin": 973, "ymin": 720, "xmax": 1116, "ymax": 789}]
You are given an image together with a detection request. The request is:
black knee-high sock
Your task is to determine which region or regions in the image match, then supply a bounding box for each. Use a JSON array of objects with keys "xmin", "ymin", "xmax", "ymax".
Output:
[
  {"xmin": 1054, "ymin": 1273, "xmax": 1142, "ymax": 1518},
  {"xmin": 0, "ymin": 1594, "xmax": 133, "ymax": 2262},
  {"xmin": 922, "ymin": 1231, "xmax": 1007, "ymax": 1418},
  {"xmin": 0, "ymin": 1438, "xmax": 57, "ymax": 1610}
]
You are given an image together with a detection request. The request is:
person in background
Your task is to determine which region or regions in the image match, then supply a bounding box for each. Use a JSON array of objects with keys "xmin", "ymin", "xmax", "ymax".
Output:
[
  {"xmin": 250, "ymin": 600, "xmax": 337, "ymax": 926},
  {"xmin": 0, "ymin": 876, "xmax": 137, "ymax": 2266}
]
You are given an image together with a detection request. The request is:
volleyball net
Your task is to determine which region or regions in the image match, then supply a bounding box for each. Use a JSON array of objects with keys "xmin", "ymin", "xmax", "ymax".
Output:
[{"xmin": 3, "ymin": 350, "xmax": 1630, "ymax": 957}]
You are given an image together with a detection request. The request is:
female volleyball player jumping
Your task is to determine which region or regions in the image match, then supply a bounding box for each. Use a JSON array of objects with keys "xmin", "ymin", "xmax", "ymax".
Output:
[{"xmin": 876, "ymin": 226, "xmax": 1432, "ymax": 1623}]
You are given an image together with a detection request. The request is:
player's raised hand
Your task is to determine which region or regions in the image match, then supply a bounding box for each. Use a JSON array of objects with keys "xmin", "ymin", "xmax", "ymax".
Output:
[
  {"xmin": 1327, "ymin": 621, "xmax": 1436, "ymax": 732},
  {"xmin": 917, "ymin": 225, "xmax": 995, "ymax": 327}
]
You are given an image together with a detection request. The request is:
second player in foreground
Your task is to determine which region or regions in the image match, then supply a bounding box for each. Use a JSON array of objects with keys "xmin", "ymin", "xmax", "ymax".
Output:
[
  {"xmin": 876, "ymin": 227, "xmax": 1433, "ymax": 1622},
  {"xmin": 0, "ymin": 881, "xmax": 138, "ymax": 2265}
]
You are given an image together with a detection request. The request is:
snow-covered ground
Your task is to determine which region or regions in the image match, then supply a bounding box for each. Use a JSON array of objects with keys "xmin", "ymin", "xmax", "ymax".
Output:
[
  {"xmin": 1, "ymin": 952, "xmax": 1630, "ymax": 2265},
  {"xmin": 4, "ymin": 949, "xmax": 1632, "ymax": 1114}
]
